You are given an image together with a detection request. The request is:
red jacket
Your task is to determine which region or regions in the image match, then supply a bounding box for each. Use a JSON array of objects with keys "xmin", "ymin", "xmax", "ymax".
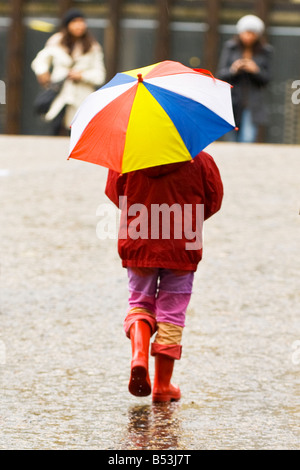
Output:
[{"xmin": 105, "ymin": 151, "xmax": 223, "ymax": 272}]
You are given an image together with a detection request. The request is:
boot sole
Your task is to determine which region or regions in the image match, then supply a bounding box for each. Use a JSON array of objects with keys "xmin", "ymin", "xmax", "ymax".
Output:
[
  {"xmin": 129, "ymin": 365, "xmax": 151, "ymax": 397},
  {"xmin": 152, "ymin": 386, "xmax": 181, "ymax": 403},
  {"xmin": 152, "ymin": 393, "xmax": 181, "ymax": 403}
]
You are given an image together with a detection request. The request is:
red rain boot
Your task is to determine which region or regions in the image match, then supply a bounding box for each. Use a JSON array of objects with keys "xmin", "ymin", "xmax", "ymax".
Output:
[
  {"xmin": 152, "ymin": 353, "xmax": 181, "ymax": 403},
  {"xmin": 128, "ymin": 321, "xmax": 151, "ymax": 397}
]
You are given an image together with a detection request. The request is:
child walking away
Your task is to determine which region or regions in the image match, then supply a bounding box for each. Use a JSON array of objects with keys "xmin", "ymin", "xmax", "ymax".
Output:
[{"xmin": 105, "ymin": 151, "xmax": 223, "ymax": 402}]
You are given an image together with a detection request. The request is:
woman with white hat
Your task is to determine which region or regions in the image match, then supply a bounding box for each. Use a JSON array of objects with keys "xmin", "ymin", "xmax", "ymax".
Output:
[{"xmin": 217, "ymin": 15, "xmax": 273, "ymax": 143}]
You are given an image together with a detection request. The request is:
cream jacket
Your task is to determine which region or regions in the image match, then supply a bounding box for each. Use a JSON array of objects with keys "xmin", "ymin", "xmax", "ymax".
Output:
[{"xmin": 31, "ymin": 32, "xmax": 106, "ymax": 127}]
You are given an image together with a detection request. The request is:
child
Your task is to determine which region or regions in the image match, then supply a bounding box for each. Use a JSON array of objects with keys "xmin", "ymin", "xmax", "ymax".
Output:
[{"xmin": 105, "ymin": 151, "xmax": 223, "ymax": 402}]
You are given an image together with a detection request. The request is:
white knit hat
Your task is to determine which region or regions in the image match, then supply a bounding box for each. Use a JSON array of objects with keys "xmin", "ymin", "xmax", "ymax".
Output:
[{"xmin": 236, "ymin": 15, "xmax": 265, "ymax": 35}]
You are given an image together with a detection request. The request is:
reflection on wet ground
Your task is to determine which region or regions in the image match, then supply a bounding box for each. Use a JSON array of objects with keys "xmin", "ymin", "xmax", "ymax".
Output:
[{"xmin": 122, "ymin": 403, "xmax": 181, "ymax": 450}]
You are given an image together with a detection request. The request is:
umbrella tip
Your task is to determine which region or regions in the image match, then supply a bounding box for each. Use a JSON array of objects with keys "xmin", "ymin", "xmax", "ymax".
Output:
[{"xmin": 137, "ymin": 73, "xmax": 143, "ymax": 83}]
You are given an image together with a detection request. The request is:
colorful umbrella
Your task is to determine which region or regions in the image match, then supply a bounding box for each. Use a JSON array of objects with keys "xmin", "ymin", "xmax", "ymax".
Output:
[{"xmin": 68, "ymin": 60, "xmax": 235, "ymax": 173}]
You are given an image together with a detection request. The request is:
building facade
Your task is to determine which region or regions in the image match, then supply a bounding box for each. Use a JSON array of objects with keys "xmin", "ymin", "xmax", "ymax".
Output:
[{"xmin": 0, "ymin": 0, "xmax": 300, "ymax": 142}]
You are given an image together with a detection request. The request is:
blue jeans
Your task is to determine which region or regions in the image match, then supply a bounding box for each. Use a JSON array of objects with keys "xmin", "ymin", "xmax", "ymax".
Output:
[
  {"xmin": 238, "ymin": 109, "xmax": 258, "ymax": 143},
  {"xmin": 227, "ymin": 109, "xmax": 258, "ymax": 143}
]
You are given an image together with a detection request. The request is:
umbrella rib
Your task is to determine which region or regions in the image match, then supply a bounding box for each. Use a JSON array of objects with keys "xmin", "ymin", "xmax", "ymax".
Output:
[
  {"xmin": 144, "ymin": 74, "xmax": 235, "ymax": 127},
  {"xmin": 142, "ymin": 81, "xmax": 234, "ymax": 157}
]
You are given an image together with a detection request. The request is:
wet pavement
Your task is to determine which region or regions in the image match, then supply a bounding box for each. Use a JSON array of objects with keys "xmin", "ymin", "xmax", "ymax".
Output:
[{"xmin": 0, "ymin": 136, "xmax": 299, "ymax": 449}]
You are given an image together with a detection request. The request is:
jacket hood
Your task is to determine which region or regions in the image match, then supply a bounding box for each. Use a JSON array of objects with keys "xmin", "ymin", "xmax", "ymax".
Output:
[{"xmin": 141, "ymin": 161, "xmax": 188, "ymax": 178}]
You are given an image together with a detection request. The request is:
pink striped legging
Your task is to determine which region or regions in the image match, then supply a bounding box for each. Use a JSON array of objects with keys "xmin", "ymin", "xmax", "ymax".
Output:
[{"xmin": 124, "ymin": 267, "xmax": 194, "ymax": 336}]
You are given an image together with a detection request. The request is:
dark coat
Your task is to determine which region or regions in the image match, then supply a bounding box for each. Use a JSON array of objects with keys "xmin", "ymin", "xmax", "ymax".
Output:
[{"xmin": 217, "ymin": 39, "xmax": 273, "ymax": 127}]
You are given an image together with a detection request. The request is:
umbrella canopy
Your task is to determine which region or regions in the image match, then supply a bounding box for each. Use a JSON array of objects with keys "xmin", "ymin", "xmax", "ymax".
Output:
[{"xmin": 68, "ymin": 60, "xmax": 235, "ymax": 173}]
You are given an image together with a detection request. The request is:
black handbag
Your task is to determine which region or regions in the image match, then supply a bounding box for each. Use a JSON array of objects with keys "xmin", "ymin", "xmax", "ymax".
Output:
[{"xmin": 33, "ymin": 80, "xmax": 65, "ymax": 115}]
